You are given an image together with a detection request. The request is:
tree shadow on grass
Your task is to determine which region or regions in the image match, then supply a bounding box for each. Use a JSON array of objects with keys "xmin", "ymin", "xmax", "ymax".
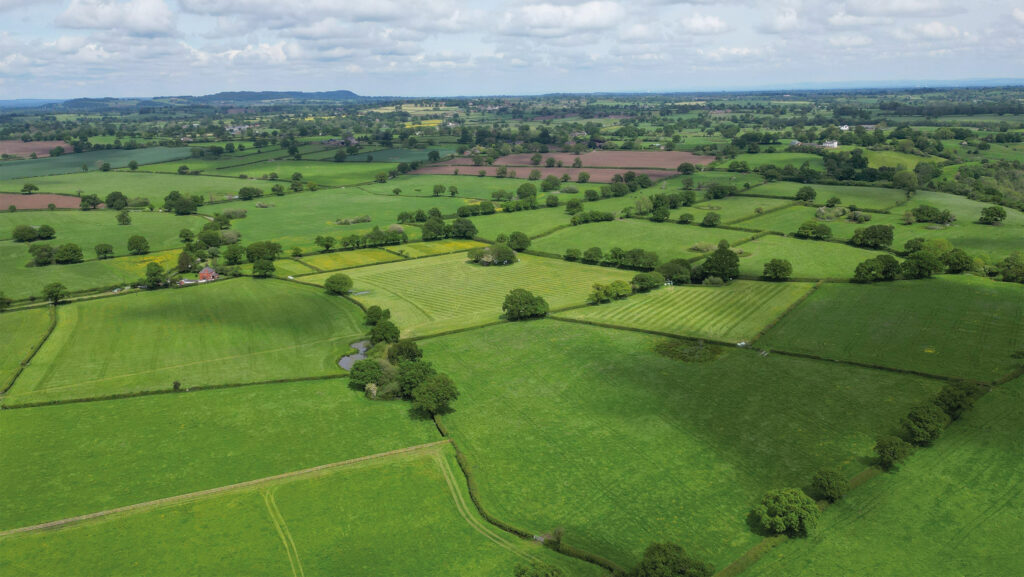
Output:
[{"xmin": 745, "ymin": 510, "xmax": 776, "ymax": 538}]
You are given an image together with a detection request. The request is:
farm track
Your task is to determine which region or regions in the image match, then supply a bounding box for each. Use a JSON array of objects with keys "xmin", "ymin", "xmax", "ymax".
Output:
[
  {"xmin": 262, "ymin": 490, "xmax": 305, "ymax": 577},
  {"xmin": 0, "ymin": 440, "xmax": 452, "ymax": 538}
]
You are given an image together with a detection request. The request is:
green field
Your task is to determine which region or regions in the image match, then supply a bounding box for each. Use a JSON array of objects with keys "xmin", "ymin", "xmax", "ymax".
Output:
[
  {"xmin": 556, "ymin": 281, "xmax": 814, "ymax": 342},
  {"xmin": 298, "ymin": 248, "xmax": 403, "ymax": 271},
  {"xmin": 860, "ymin": 149, "xmax": 943, "ymax": 169},
  {"xmin": 532, "ymin": 219, "xmax": 752, "ymax": 261},
  {"xmin": 0, "ymin": 250, "xmax": 180, "ymax": 300},
  {"xmin": 343, "ymin": 147, "xmax": 456, "ymax": 163},
  {"xmin": 307, "ymin": 252, "xmax": 635, "ymax": 337},
  {"xmin": 392, "ymin": 239, "xmax": 486, "ymax": 258},
  {"xmin": 760, "ymin": 276, "xmax": 1024, "ymax": 381},
  {"xmin": 206, "ymin": 188, "xmax": 468, "ymax": 251},
  {"xmin": 4, "ymin": 170, "xmax": 252, "ymax": 203},
  {"xmin": 727, "ymin": 234, "xmax": 886, "ymax": 280},
  {"xmin": 420, "ymin": 320, "xmax": 944, "ymax": 568},
  {"xmin": 215, "ymin": 160, "xmax": 398, "ymax": 187},
  {"xmin": 0, "ymin": 307, "xmax": 51, "ymax": 385},
  {"xmin": 745, "ymin": 182, "xmax": 907, "ymax": 211},
  {"xmin": 236, "ymin": 257, "xmax": 319, "ymax": 278},
  {"xmin": 686, "ymin": 195, "xmax": 795, "ymax": 224},
  {"xmin": 0, "ymin": 378, "xmax": 438, "ymax": 529},
  {"xmin": 0, "ymin": 444, "xmax": 594, "ymax": 576},
  {"xmin": 0, "ymin": 147, "xmax": 193, "ymax": 181},
  {"xmin": 718, "ymin": 153, "xmax": 825, "ymax": 170},
  {"xmin": 358, "ymin": 174, "xmax": 536, "ymax": 200},
  {"xmin": 6, "ymin": 279, "xmax": 365, "ymax": 403},
  {"xmin": 747, "ymin": 377, "xmax": 1024, "ymax": 577}
]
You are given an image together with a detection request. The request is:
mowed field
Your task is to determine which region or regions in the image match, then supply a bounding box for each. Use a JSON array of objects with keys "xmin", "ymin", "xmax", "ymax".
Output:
[
  {"xmin": 0, "ymin": 250, "xmax": 180, "ymax": 300},
  {"xmin": 0, "ymin": 307, "xmax": 51, "ymax": 386},
  {"xmin": 0, "ymin": 379, "xmax": 438, "ymax": 530},
  {"xmin": 684, "ymin": 195, "xmax": 796, "ymax": 224},
  {"xmin": 760, "ymin": 276, "xmax": 1024, "ymax": 381},
  {"xmin": 0, "ymin": 147, "xmax": 193, "ymax": 180},
  {"xmin": 728, "ymin": 234, "xmax": 886, "ymax": 280},
  {"xmin": 0, "ymin": 444, "xmax": 596, "ymax": 577},
  {"xmin": 747, "ymin": 377, "xmax": 1024, "ymax": 577},
  {"xmin": 6, "ymin": 279, "xmax": 366, "ymax": 404},
  {"xmin": 420, "ymin": 320, "xmax": 944, "ymax": 569},
  {"xmin": 5, "ymin": 170, "xmax": 252, "ymax": 203},
  {"xmin": 209, "ymin": 188, "xmax": 468, "ymax": 251},
  {"xmin": 532, "ymin": 219, "xmax": 752, "ymax": 261},
  {"xmin": 307, "ymin": 253, "xmax": 635, "ymax": 337},
  {"xmin": 298, "ymin": 248, "xmax": 403, "ymax": 271},
  {"xmin": 745, "ymin": 182, "xmax": 907, "ymax": 211},
  {"xmin": 556, "ymin": 281, "xmax": 815, "ymax": 342}
]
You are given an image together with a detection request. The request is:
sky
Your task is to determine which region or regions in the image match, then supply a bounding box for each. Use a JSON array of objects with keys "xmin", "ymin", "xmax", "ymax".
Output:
[{"xmin": 0, "ymin": 0, "xmax": 1022, "ymax": 99}]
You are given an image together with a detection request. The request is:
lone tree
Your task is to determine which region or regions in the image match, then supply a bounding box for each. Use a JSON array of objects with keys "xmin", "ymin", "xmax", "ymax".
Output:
[
  {"xmin": 629, "ymin": 542, "xmax": 713, "ymax": 577},
  {"xmin": 95, "ymin": 243, "xmax": 114, "ymax": 260},
  {"xmin": 412, "ymin": 373, "xmax": 459, "ymax": 415},
  {"xmin": 811, "ymin": 469, "xmax": 849, "ymax": 502},
  {"xmin": 144, "ymin": 262, "xmax": 165, "ymax": 289},
  {"xmin": 751, "ymin": 488, "xmax": 819, "ymax": 536},
  {"xmin": 874, "ymin": 435, "xmax": 912, "ymax": 470},
  {"xmin": 762, "ymin": 259, "xmax": 793, "ymax": 282},
  {"xmin": 502, "ymin": 288, "xmax": 549, "ymax": 320},
  {"xmin": 116, "ymin": 210, "xmax": 132, "ymax": 225},
  {"xmin": 507, "ymin": 231, "xmax": 531, "ymax": 251},
  {"xmin": 979, "ymin": 205, "xmax": 1007, "ymax": 225},
  {"xmin": 252, "ymin": 259, "xmax": 276, "ymax": 278},
  {"xmin": 324, "ymin": 273, "xmax": 353, "ymax": 295},
  {"xmin": 127, "ymin": 235, "xmax": 150, "ymax": 255},
  {"xmin": 314, "ymin": 235, "xmax": 337, "ymax": 252},
  {"xmin": 702, "ymin": 241, "xmax": 740, "ymax": 282},
  {"xmin": 43, "ymin": 282, "xmax": 69, "ymax": 305},
  {"xmin": 795, "ymin": 186, "xmax": 817, "ymax": 202}
]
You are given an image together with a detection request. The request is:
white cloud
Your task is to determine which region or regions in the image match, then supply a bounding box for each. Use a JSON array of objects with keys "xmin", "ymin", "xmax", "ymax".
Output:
[
  {"xmin": 56, "ymin": 0, "xmax": 176, "ymax": 37},
  {"xmin": 499, "ymin": 1, "xmax": 626, "ymax": 37},
  {"xmin": 1013, "ymin": 8, "xmax": 1024, "ymax": 25},
  {"xmin": 845, "ymin": 0, "xmax": 957, "ymax": 18},
  {"xmin": 909, "ymin": 21, "xmax": 960, "ymax": 39},
  {"xmin": 680, "ymin": 14, "xmax": 728, "ymax": 34},
  {"xmin": 828, "ymin": 34, "xmax": 871, "ymax": 47}
]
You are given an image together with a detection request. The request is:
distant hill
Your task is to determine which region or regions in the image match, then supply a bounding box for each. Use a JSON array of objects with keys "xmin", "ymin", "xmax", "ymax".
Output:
[
  {"xmin": 0, "ymin": 99, "xmax": 65, "ymax": 109},
  {"xmin": 193, "ymin": 90, "xmax": 361, "ymax": 103}
]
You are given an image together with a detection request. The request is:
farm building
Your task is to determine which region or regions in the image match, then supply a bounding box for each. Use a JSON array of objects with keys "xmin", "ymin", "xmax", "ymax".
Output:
[{"xmin": 199, "ymin": 267, "xmax": 218, "ymax": 282}]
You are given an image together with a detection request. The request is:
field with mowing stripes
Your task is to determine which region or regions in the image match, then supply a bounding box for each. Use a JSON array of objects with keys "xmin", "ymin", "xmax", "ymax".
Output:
[
  {"xmin": 0, "ymin": 147, "xmax": 193, "ymax": 181},
  {"xmin": 556, "ymin": 281, "xmax": 815, "ymax": 342},
  {"xmin": 0, "ymin": 444, "xmax": 595, "ymax": 576},
  {"xmin": 760, "ymin": 276, "xmax": 1024, "ymax": 381},
  {"xmin": 5, "ymin": 279, "xmax": 365, "ymax": 404},
  {"xmin": 747, "ymin": 377, "xmax": 1024, "ymax": 577},
  {"xmin": 322, "ymin": 253, "xmax": 635, "ymax": 337},
  {"xmin": 422, "ymin": 320, "xmax": 944, "ymax": 569},
  {"xmin": 298, "ymin": 248, "xmax": 403, "ymax": 272},
  {"xmin": 392, "ymin": 239, "xmax": 486, "ymax": 258},
  {"xmin": 0, "ymin": 249, "xmax": 182, "ymax": 300},
  {"xmin": 532, "ymin": 220, "xmax": 752, "ymax": 261}
]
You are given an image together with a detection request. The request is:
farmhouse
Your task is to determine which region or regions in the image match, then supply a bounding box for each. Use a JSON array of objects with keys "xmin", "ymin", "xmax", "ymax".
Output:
[
  {"xmin": 821, "ymin": 140, "xmax": 839, "ymax": 148},
  {"xmin": 199, "ymin": 267, "xmax": 218, "ymax": 282}
]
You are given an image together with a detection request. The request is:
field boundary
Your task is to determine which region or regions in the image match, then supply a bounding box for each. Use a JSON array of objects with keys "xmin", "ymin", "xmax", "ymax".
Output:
[
  {"xmin": 0, "ymin": 440, "xmax": 452, "ymax": 538},
  {"xmin": 1, "ymin": 306, "xmax": 58, "ymax": 394},
  {"xmin": 747, "ymin": 281, "xmax": 822, "ymax": 344}
]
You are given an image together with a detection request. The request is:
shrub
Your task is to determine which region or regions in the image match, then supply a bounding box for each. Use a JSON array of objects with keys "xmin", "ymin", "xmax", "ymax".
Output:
[{"xmin": 751, "ymin": 488, "xmax": 819, "ymax": 536}]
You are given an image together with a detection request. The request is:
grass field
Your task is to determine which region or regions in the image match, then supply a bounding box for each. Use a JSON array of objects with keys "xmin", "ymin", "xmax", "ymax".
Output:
[
  {"xmin": 0, "ymin": 250, "xmax": 180, "ymax": 300},
  {"xmin": 718, "ymin": 153, "xmax": 825, "ymax": 171},
  {"xmin": 6, "ymin": 279, "xmax": 366, "ymax": 403},
  {"xmin": 686, "ymin": 196, "xmax": 795, "ymax": 224},
  {"xmin": 0, "ymin": 147, "xmax": 193, "ymax": 181},
  {"xmin": 555, "ymin": 281, "xmax": 814, "ymax": 342},
  {"xmin": 745, "ymin": 182, "xmax": 907, "ymax": 211},
  {"xmin": 727, "ymin": 234, "xmax": 886, "ymax": 280},
  {"xmin": 235, "ymin": 257, "xmax": 319, "ymax": 278},
  {"xmin": 3, "ymin": 170, "xmax": 251, "ymax": 203},
  {"xmin": 206, "ymin": 188, "xmax": 468, "ymax": 251},
  {"xmin": 899, "ymin": 191, "xmax": 1024, "ymax": 260},
  {"xmin": 859, "ymin": 149, "xmax": 943, "ymax": 169},
  {"xmin": 0, "ymin": 307, "xmax": 51, "ymax": 386},
  {"xmin": 309, "ymin": 252, "xmax": 635, "ymax": 337},
  {"xmin": 759, "ymin": 276, "xmax": 1024, "ymax": 381},
  {"xmin": 215, "ymin": 160, "xmax": 398, "ymax": 187},
  {"xmin": 0, "ymin": 379, "xmax": 438, "ymax": 530},
  {"xmin": 420, "ymin": 320, "xmax": 944, "ymax": 568},
  {"xmin": 358, "ymin": 174, "xmax": 537, "ymax": 200},
  {"xmin": 343, "ymin": 147, "xmax": 456, "ymax": 163},
  {"xmin": 0, "ymin": 445, "xmax": 595, "ymax": 576},
  {"xmin": 392, "ymin": 239, "xmax": 487, "ymax": 258},
  {"xmin": 746, "ymin": 376, "xmax": 1024, "ymax": 577},
  {"xmin": 532, "ymin": 219, "xmax": 752, "ymax": 261},
  {"xmin": 298, "ymin": 248, "xmax": 404, "ymax": 271}
]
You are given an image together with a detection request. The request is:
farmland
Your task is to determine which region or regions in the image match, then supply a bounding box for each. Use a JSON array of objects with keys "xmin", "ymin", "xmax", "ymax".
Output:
[
  {"xmin": 320, "ymin": 252, "xmax": 635, "ymax": 337},
  {"xmin": 555, "ymin": 281, "xmax": 815, "ymax": 342},
  {"xmin": 6, "ymin": 279, "xmax": 366, "ymax": 404},
  {"xmin": 746, "ymin": 377, "xmax": 1024, "ymax": 577},
  {"xmin": 420, "ymin": 320, "xmax": 944, "ymax": 568},
  {"xmin": 2, "ymin": 87, "xmax": 1022, "ymax": 576},
  {"xmin": 760, "ymin": 276, "xmax": 1024, "ymax": 381}
]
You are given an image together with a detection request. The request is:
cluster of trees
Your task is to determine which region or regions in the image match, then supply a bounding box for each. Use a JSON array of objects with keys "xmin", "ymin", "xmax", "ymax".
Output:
[
  {"xmin": 313, "ymin": 225, "xmax": 409, "ymax": 252},
  {"xmin": 12, "ymin": 224, "xmax": 56, "ymax": 243},
  {"xmin": 25, "ymin": 233, "xmax": 151, "ymax": 267},
  {"xmin": 398, "ymin": 207, "xmax": 443, "ymax": 223},
  {"xmin": 875, "ymin": 382, "xmax": 981, "ymax": 470},
  {"xmin": 570, "ymin": 210, "xmax": 616, "ymax": 225},
  {"xmin": 422, "ymin": 217, "xmax": 477, "ymax": 241},
  {"xmin": 163, "ymin": 190, "xmax": 206, "ymax": 215},
  {"xmin": 905, "ymin": 204, "xmax": 955, "ymax": 225},
  {"xmin": 467, "ymin": 243, "xmax": 517, "ymax": 266},
  {"xmin": 563, "ymin": 246, "xmax": 660, "ymax": 271},
  {"xmin": 348, "ymin": 311, "xmax": 459, "ymax": 415},
  {"xmin": 456, "ymin": 202, "xmax": 496, "ymax": 217},
  {"xmin": 852, "ymin": 238, "xmax": 972, "ymax": 282},
  {"xmin": 502, "ymin": 288, "xmax": 549, "ymax": 320},
  {"xmin": 849, "ymin": 224, "xmax": 895, "ymax": 249}
]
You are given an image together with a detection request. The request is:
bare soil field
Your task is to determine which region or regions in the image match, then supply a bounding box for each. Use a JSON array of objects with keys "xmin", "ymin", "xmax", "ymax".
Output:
[
  {"xmin": 0, "ymin": 193, "xmax": 83, "ymax": 210},
  {"xmin": 410, "ymin": 165, "xmax": 677, "ymax": 183},
  {"xmin": 0, "ymin": 140, "xmax": 73, "ymax": 159}
]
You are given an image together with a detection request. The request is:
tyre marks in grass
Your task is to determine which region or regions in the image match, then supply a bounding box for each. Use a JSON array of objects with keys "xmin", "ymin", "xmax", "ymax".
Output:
[
  {"xmin": 262, "ymin": 490, "xmax": 305, "ymax": 577},
  {"xmin": 1, "ymin": 306, "xmax": 58, "ymax": 395}
]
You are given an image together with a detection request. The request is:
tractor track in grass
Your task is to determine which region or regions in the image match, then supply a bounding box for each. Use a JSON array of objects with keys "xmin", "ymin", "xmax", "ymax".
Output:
[
  {"xmin": 262, "ymin": 489, "xmax": 305, "ymax": 577},
  {"xmin": 0, "ymin": 440, "xmax": 451, "ymax": 538}
]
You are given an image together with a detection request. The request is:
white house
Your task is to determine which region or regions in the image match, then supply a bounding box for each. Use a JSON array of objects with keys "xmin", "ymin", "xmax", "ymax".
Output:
[{"xmin": 822, "ymin": 140, "xmax": 839, "ymax": 149}]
